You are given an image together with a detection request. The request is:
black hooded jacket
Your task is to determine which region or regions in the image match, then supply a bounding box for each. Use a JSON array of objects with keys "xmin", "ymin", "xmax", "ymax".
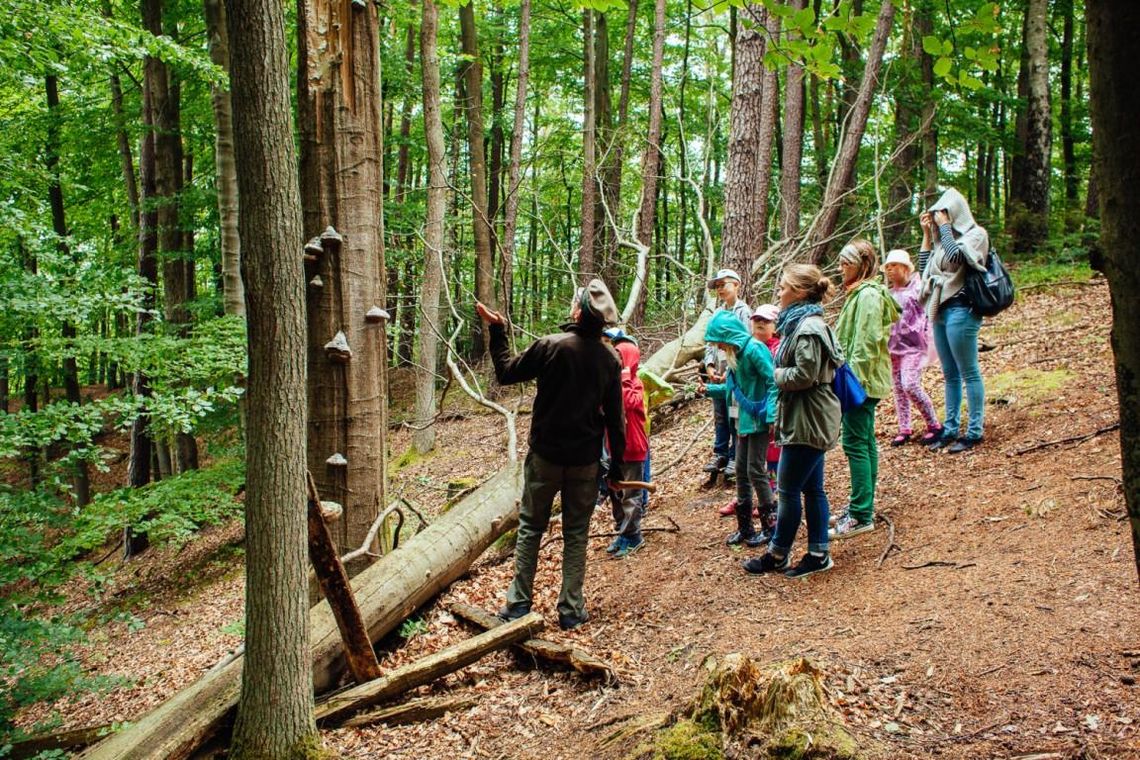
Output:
[{"xmin": 488, "ymin": 322, "xmax": 626, "ymax": 468}]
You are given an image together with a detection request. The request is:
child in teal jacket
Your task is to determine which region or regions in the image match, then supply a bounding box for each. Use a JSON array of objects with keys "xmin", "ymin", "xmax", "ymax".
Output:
[{"xmin": 700, "ymin": 310, "xmax": 778, "ymax": 546}]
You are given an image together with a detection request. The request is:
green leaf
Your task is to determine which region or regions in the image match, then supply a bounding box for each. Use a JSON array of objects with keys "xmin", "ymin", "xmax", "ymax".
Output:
[
  {"xmin": 792, "ymin": 6, "xmax": 815, "ymax": 31},
  {"xmin": 933, "ymin": 57, "xmax": 953, "ymax": 78},
  {"xmin": 942, "ymin": 40, "xmax": 954, "ymax": 56},
  {"xmin": 964, "ymin": 46, "xmax": 977, "ymax": 60},
  {"xmin": 922, "ymin": 35, "xmax": 942, "ymax": 56}
]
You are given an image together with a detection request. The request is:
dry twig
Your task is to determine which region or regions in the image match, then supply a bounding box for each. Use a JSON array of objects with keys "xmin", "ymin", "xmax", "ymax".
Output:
[
  {"xmin": 1013, "ymin": 423, "xmax": 1119, "ymax": 455},
  {"xmin": 876, "ymin": 512, "xmax": 899, "ymax": 568}
]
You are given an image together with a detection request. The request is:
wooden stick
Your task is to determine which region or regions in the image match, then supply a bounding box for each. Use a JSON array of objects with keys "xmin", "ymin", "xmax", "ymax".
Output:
[
  {"xmin": 305, "ymin": 471, "xmax": 382, "ymax": 684},
  {"xmin": 876, "ymin": 512, "xmax": 899, "ymax": 568},
  {"xmin": 610, "ymin": 480, "xmax": 657, "ymax": 493},
  {"xmin": 340, "ymin": 694, "xmax": 479, "ymax": 728},
  {"xmin": 1013, "ymin": 422, "xmax": 1119, "ymax": 455},
  {"xmin": 448, "ymin": 603, "xmax": 617, "ymax": 683},
  {"xmin": 315, "ymin": 612, "xmax": 544, "ymax": 725}
]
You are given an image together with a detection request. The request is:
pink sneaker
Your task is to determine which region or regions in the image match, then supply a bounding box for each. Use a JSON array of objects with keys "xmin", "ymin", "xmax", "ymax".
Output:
[{"xmin": 719, "ymin": 500, "xmax": 737, "ymax": 517}]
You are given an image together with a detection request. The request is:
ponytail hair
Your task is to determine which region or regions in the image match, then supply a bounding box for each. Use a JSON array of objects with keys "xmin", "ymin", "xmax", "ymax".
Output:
[{"xmin": 781, "ymin": 263, "xmax": 834, "ymax": 303}]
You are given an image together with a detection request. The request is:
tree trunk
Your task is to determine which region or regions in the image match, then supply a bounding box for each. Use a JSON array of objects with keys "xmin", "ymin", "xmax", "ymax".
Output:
[
  {"xmin": 499, "ymin": 0, "xmax": 531, "ymax": 322},
  {"xmin": 414, "ymin": 0, "xmax": 448, "ymax": 456},
  {"xmin": 806, "ymin": 0, "xmax": 894, "ymax": 263},
  {"xmin": 780, "ymin": 0, "xmax": 806, "ymax": 240},
  {"xmin": 298, "ymin": 0, "xmax": 389, "ymax": 573},
  {"xmin": 459, "ymin": 0, "xmax": 497, "ymax": 344},
  {"xmin": 753, "ymin": 10, "xmax": 780, "ymax": 263},
  {"xmin": 1060, "ymin": 0, "xmax": 1078, "ymax": 228},
  {"xmin": 1086, "ymin": 0, "xmax": 1140, "ymax": 582},
  {"xmin": 77, "ymin": 463, "xmax": 523, "ymax": 760},
  {"xmin": 1008, "ymin": 0, "xmax": 1052, "ymax": 253},
  {"xmin": 884, "ymin": 2, "xmax": 924, "ymax": 246},
  {"xmin": 720, "ymin": 5, "xmax": 767, "ymax": 295},
  {"xmin": 44, "ymin": 73, "xmax": 90, "ymax": 507},
  {"xmin": 626, "ymin": 0, "xmax": 665, "ymax": 325},
  {"xmin": 579, "ymin": 10, "xmax": 597, "ymax": 284},
  {"xmin": 226, "ymin": 0, "xmax": 317, "ymax": 752},
  {"xmin": 204, "ymin": 0, "xmax": 243, "ymax": 318},
  {"xmin": 396, "ymin": 24, "xmax": 416, "ymax": 198},
  {"xmin": 126, "ymin": 0, "xmax": 166, "ymax": 556},
  {"xmin": 488, "ymin": 0, "xmax": 505, "ymax": 262}
]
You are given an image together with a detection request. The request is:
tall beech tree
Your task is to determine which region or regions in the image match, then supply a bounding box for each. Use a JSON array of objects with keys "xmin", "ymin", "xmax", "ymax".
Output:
[
  {"xmin": 1087, "ymin": 0, "xmax": 1140, "ymax": 581},
  {"xmin": 414, "ymin": 0, "xmax": 447, "ymax": 455},
  {"xmin": 780, "ymin": 0, "xmax": 806, "ymax": 240},
  {"xmin": 1008, "ymin": 0, "xmax": 1051, "ymax": 253},
  {"xmin": 297, "ymin": 0, "xmax": 388, "ymax": 568},
  {"xmin": 225, "ymin": 0, "xmax": 317, "ymax": 752}
]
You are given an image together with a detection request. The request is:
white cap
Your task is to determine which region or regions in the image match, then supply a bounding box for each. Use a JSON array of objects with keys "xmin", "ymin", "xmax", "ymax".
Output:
[
  {"xmin": 883, "ymin": 249, "xmax": 914, "ymax": 272},
  {"xmin": 707, "ymin": 268, "xmax": 741, "ymax": 289},
  {"xmin": 751, "ymin": 304, "xmax": 779, "ymax": 321}
]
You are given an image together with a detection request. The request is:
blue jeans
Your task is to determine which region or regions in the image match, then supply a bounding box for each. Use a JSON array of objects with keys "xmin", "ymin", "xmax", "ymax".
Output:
[
  {"xmin": 771, "ymin": 445, "xmax": 830, "ymax": 556},
  {"xmin": 640, "ymin": 448, "xmax": 651, "ymax": 510},
  {"xmin": 712, "ymin": 395, "xmax": 736, "ymax": 460},
  {"xmin": 933, "ymin": 303, "xmax": 985, "ymax": 440}
]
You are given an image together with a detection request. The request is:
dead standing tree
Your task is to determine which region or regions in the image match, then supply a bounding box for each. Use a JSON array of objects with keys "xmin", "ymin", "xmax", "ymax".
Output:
[{"xmin": 298, "ymin": 0, "xmax": 388, "ymax": 573}]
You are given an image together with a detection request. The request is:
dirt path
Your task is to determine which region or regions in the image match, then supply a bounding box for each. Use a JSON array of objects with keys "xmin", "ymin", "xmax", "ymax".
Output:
[{"xmin": 21, "ymin": 280, "xmax": 1138, "ymax": 758}]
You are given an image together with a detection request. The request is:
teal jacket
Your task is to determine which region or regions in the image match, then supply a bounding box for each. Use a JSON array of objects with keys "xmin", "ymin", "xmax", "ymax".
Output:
[
  {"xmin": 834, "ymin": 279, "xmax": 900, "ymax": 400},
  {"xmin": 703, "ymin": 310, "xmax": 777, "ymax": 436}
]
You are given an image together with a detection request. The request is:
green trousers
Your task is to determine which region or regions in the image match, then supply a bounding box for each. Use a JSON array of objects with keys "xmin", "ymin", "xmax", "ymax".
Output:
[
  {"xmin": 842, "ymin": 397, "xmax": 880, "ymax": 524},
  {"xmin": 506, "ymin": 451, "xmax": 598, "ymax": 619}
]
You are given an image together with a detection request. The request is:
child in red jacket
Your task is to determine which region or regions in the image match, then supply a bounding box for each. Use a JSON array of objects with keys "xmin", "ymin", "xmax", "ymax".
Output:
[{"xmin": 609, "ymin": 340, "xmax": 649, "ymax": 559}]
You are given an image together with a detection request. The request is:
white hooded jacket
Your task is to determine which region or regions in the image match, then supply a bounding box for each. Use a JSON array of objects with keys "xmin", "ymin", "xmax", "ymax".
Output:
[{"xmin": 919, "ymin": 188, "xmax": 989, "ymax": 319}]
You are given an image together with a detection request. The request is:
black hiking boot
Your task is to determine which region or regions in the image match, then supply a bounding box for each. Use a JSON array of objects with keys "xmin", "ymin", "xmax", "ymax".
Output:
[
  {"xmin": 497, "ymin": 603, "xmax": 532, "ymax": 622},
  {"xmin": 558, "ymin": 609, "xmax": 590, "ymax": 631},
  {"xmin": 743, "ymin": 551, "xmax": 790, "ymax": 575}
]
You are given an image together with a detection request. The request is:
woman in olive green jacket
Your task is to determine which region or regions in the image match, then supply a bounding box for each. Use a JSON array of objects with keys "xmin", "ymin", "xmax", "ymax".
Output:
[
  {"xmin": 744, "ymin": 264, "xmax": 843, "ymax": 580},
  {"xmin": 832, "ymin": 239, "xmax": 900, "ymax": 540}
]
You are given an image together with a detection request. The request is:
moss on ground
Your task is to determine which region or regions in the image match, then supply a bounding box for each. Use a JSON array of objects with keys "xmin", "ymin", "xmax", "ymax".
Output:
[{"xmin": 987, "ymin": 368, "xmax": 1074, "ymax": 405}]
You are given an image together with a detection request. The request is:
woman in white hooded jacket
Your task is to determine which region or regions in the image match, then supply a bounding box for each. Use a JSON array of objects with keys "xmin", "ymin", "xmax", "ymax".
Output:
[{"xmin": 919, "ymin": 188, "xmax": 988, "ymax": 454}]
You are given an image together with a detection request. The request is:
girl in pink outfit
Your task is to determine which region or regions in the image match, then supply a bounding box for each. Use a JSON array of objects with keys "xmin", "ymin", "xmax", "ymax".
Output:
[{"xmin": 884, "ymin": 250, "xmax": 942, "ymax": 446}]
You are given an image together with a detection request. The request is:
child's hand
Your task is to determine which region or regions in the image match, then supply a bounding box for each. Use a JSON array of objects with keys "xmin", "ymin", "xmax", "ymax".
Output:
[
  {"xmin": 919, "ymin": 212, "xmax": 933, "ymax": 234},
  {"xmin": 621, "ymin": 367, "xmax": 632, "ymax": 380},
  {"xmin": 695, "ymin": 380, "xmax": 707, "ymax": 396},
  {"xmin": 933, "ymin": 209, "xmax": 950, "ymax": 226}
]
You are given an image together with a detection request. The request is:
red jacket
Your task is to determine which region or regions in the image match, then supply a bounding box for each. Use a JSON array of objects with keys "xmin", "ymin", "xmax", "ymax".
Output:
[{"xmin": 614, "ymin": 342, "xmax": 649, "ymax": 463}]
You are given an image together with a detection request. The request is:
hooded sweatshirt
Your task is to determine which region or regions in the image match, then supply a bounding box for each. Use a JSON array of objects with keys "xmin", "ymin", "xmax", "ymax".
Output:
[
  {"xmin": 919, "ymin": 188, "xmax": 989, "ymax": 319},
  {"xmin": 834, "ymin": 279, "xmax": 901, "ymax": 400},
  {"xmin": 614, "ymin": 341, "xmax": 649, "ymax": 463},
  {"xmin": 702, "ymin": 300, "xmax": 752, "ymax": 373},
  {"xmin": 703, "ymin": 311, "xmax": 777, "ymax": 437}
]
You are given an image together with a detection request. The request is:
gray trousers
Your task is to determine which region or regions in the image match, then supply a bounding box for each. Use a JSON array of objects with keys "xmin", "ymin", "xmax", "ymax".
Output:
[{"xmin": 506, "ymin": 451, "xmax": 598, "ymax": 619}]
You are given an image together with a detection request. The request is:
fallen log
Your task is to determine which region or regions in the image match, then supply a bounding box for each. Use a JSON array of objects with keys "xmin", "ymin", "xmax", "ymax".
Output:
[
  {"xmin": 641, "ymin": 310, "xmax": 712, "ymax": 382},
  {"xmin": 9, "ymin": 723, "xmax": 116, "ymax": 759},
  {"xmin": 315, "ymin": 612, "xmax": 543, "ymax": 725},
  {"xmin": 449, "ymin": 603, "xmax": 617, "ymax": 682},
  {"xmin": 78, "ymin": 462, "xmax": 524, "ymax": 760},
  {"xmin": 341, "ymin": 694, "xmax": 479, "ymax": 728}
]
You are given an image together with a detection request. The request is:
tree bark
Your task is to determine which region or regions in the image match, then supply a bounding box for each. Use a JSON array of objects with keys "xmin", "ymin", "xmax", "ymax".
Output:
[
  {"xmin": 579, "ymin": 10, "xmax": 598, "ymax": 284},
  {"xmin": 780, "ymin": 0, "xmax": 806, "ymax": 240},
  {"xmin": 1086, "ymin": 0, "xmax": 1140, "ymax": 582},
  {"xmin": 884, "ymin": 1, "xmax": 924, "ymax": 246},
  {"xmin": 203, "ymin": 0, "xmax": 243, "ymax": 318},
  {"xmin": 44, "ymin": 73, "xmax": 91, "ymax": 507},
  {"xmin": 1060, "ymin": 0, "xmax": 1078, "ymax": 227},
  {"xmin": 224, "ymin": 0, "xmax": 318, "ymax": 754},
  {"xmin": 1008, "ymin": 0, "xmax": 1052, "ymax": 253},
  {"xmin": 499, "ymin": 0, "xmax": 531, "ymax": 322},
  {"xmin": 396, "ymin": 24, "xmax": 416, "ymax": 198},
  {"xmin": 306, "ymin": 475, "xmax": 381, "ymax": 684},
  {"xmin": 459, "ymin": 0, "xmax": 497, "ymax": 339},
  {"xmin": 77, "ymin": 463, "xmax": 523, "ymax": 760},
  {"xmin": 754, "ymin": 11, "xmax": 780, "ymax": 262},
  {"xmin": 720, "ymin": 5, "xmax": 767, "ymax": 295},
  {"xmin": 414, "ymin": 0, "xmax": 448, "ymax": 455},
  {"xmin": 298, "ymin": 0, "xmax": 389, "ymax": 572},
  {"xmin": 806, "ymin": 0, "xmax": 894, "ymax": 264},
  {"xmin": 626, "ymin": 0, "xmax": 665, "ymax": 324}
]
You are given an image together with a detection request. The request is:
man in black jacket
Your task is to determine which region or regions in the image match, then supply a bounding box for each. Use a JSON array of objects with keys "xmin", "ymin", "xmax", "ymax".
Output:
[{"xmin": 476, "ymin": 279, "xmax": 625, "ymax": 630}]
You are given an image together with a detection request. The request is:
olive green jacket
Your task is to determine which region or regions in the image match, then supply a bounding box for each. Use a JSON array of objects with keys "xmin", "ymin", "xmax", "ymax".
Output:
[{"xmin": 773, "ymin": 316, "xmax": 843, "ymax": 450}]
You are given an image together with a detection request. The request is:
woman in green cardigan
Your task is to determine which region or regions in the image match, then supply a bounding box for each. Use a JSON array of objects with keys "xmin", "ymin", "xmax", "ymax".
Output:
[{"xmin": 832, "ymin": 239, "xmax": 900, "ymax": 539}]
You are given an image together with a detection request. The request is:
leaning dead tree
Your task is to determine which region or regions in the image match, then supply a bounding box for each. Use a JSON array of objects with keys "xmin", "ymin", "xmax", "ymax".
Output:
[{"xmin": 77, "ymin": 464, "xmax": 524, "ymax": 759}]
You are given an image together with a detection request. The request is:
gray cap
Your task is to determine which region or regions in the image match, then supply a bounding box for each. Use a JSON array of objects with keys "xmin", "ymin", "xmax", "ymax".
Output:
[{"xmin": 581, "ymin": 278, "xmax": 619, "ymax": 325}]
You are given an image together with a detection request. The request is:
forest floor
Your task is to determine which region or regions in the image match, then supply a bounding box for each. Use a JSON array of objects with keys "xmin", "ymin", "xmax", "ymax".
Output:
[{"xmin": 18, "ymin": 274, "xmax": 1139, "ymax": 759}]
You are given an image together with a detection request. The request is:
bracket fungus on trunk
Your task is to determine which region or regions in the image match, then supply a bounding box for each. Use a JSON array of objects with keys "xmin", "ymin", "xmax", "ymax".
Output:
[{"xmin": 324, "ymin": 330, "xmax": 352, "ymax": 363}]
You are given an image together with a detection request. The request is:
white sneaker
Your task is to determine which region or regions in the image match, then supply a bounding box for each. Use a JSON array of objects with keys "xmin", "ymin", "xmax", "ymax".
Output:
[{"xmin": 829, "ymin": 514, "xmax": 874, "ymax": 539}]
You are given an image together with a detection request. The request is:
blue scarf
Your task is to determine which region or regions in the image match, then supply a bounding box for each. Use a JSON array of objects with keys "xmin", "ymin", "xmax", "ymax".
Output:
[{"xmin": 775, "ymin": 301, "xmax": 824, "ymax": 365}]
